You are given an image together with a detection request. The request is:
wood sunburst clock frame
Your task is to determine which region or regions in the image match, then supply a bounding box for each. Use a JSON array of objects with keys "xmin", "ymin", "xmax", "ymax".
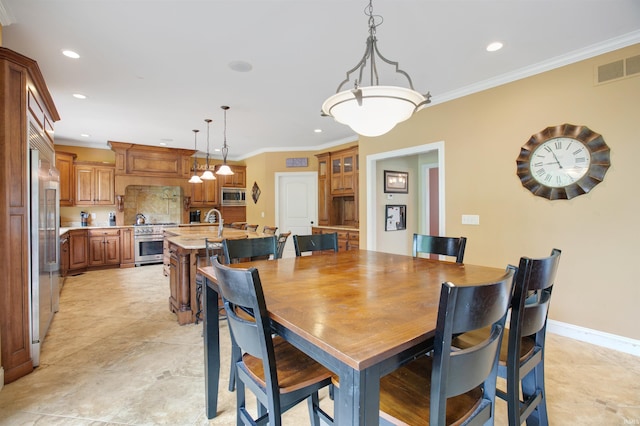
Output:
[{"xmin": 516, "ymin": 123, "xmax": 611, "ymax": 200}]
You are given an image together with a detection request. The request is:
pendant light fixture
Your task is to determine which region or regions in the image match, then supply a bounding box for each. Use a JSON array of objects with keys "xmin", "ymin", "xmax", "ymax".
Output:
[
  {"xmin": 200, "ymin": 118, "xmax": 216, "ymax": 180},
  {"xmin": 188, "ymin": 129, "xmax": 203, "ymax": 184},
  {"xmin": 215, "ymin": 105, "xmax": 234, "ymax": 176},
  {"xmin": 321, "ymin": 0, "xmax": 431, "ymax": 137}
]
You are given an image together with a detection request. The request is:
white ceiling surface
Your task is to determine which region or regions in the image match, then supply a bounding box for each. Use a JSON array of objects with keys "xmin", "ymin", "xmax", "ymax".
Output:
[{"xmin": 2, "ymin": 1, "xmax": 640, "ymax": 160}]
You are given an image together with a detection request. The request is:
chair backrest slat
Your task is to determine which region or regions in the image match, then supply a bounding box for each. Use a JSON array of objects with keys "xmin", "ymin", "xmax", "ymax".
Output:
[
  {"xmin": 223, "ymin": 236, "xmax": 278, "ymax": 264},
  {"xmin": 412, "ymin": 234, "xmax": 467, "ymax": 263},
  {"xmin": 293, "ymin": 233, "xmax": 339, "ymax": 256}
]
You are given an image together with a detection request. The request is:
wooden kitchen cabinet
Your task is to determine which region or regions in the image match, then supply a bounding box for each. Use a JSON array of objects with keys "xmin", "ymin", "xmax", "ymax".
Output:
[
  {"xmin": 330, "ymin": 147, "xmax": 356, "ymax": 195},
  {"xmin": 312, "ymin": 226, "xmax": 359, "ymax": 252},
  {"xmin": 220, "ymin": 165, "xmax": 246, "ymax": 188},
  {"xmin": 88, "ymin": 229, "xmax": 121, "ymax": 267},
  {"xmin": 316, "ymin": 153, "xmax": 331, "ymax": 226},
  {"xmin": 74, "ymin": 162, "xmax": 115, "ymax": 205},
  {"xmin": 60, "ymin": 232, "xmax": 70, "ymax": 278},
  {"xmin": 316, "ymin": 146, "xmax": 359, "ymax": 228},
  {"xmin": 190, "ymin": 178, "xmax": 218, "ymax": 206},
  {"xmin": 220, "ymin": 205, "xmax": 247, "ymax": 224},
  {"xmin": 120, "ymin": 227, "xmax": 135, "ymax": 267},
  {"xmin": 68, "ymin": 229, "xmax": 89, "ymax": 272},
  {"xmin": 56, "ymin": 151, "xmax": 76, "ymax": 206}
]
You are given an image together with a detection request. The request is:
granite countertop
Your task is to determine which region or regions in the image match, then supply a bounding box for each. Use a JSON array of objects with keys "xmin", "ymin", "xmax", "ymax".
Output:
[
  {"xmin": 164, "ymin": 227, "xmax": 261, "ymax": 250},
  {"xmin": 60, "ymin": 225, "xmax": 131, "ymax": 236}
]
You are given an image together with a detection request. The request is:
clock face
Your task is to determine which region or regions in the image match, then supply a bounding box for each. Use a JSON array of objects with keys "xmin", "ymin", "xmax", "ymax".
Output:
[
  {"xmin": 530, "ymin": 137, "xmax": 591, "ymax": 188},
  {"xmin": 516, "ymin": 124, "xmax": 610, "ymax": 200}
]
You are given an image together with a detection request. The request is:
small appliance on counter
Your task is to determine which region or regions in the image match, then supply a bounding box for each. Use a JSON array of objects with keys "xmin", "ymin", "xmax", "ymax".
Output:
[
  {"xmin": 80, "ymin": 211, "xmax": 89, "ymax": 227},
  {"xmin": 189, "ymin": 210, "xmax": 201, "ymax": 224},
  {"xmin": 109, "ymin": 212, "xmax": 116, "ymax": 226}
]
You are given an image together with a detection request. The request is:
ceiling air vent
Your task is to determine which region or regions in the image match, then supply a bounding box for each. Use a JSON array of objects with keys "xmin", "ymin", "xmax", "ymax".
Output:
[{"xmin": 596, "ymin": 54, "xmax": 640, "ymax": 84}]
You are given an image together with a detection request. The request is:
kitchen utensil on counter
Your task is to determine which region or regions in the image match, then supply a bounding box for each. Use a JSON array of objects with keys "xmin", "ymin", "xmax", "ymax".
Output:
[
  {"xmin": 80, "ymin": 211, "xmax": 89, "ymax": 227},
  {"xmin": 136, "ymin": 213, "xmax": 146, "ymax": 225},
  {"xmin": 109, "ymin": 212, "xmax": 116, "ymax": 226}
]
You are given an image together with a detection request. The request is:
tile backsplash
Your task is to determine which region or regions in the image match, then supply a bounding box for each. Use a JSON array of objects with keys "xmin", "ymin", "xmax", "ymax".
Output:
[{"xmin": 124, "ymin": 185, "xmax": 182, "ymax": 225}]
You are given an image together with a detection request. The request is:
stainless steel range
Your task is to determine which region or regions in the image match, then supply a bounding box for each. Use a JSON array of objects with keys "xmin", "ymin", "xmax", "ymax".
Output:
[{"xmin": 134, "ymin": 223, "xmax": 176, "ymax": 266}]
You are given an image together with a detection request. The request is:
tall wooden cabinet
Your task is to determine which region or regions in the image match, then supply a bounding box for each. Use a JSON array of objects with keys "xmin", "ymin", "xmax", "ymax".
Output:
[
  {"xmin": 315, "ymin": 146, "xmax": 359, "ymax": 228},
  {"xmin": 0, "ymin": 48, "xmax": 60, "ymax": 383}
]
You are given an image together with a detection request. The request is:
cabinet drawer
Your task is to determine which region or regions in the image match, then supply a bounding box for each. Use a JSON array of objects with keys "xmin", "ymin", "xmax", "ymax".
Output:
[
  {"xmin": 89, "ymin": 228, "xmax": 120, "ymax": 237},
  {"xmin": 347, "ymin": 232, "xmax": 359, "ymax": 240}
]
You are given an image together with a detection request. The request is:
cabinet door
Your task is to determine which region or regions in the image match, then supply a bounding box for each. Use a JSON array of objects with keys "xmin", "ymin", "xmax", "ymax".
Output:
[
  {"xmin": 56, "ymin": 152, "xmax": 76, "ymax": 206},
  {"xmin": 104, "ymin": 235, "xmax": 121, "ymax": 264},
  {"xmin": 120, "ymin": 227, "xmax": 135, "ymax": 265},
  {"xmin": 191, "ymin": 178, "xmax": 218, "ymax": 206},
  {"xmin": 69, "ymin": 230, "xmax": 88, "ymax": 270},
  {"xmin": 316, "ymin": 154, "xmax": 331, "ymax": 226},
  {"xmin": 221, "ymin": 166, "xmax": 246, "ymax": 187},
  {"xmin": 94, "ymin": 166, "xmax": 115, "ymax": 205},
  {"xmin": 75, "ymin": 165, "xmax": 94, "ymax": 205},
  {"xmin": 88, "ymin": 236, "xmax": 106, "ymax": 266}
]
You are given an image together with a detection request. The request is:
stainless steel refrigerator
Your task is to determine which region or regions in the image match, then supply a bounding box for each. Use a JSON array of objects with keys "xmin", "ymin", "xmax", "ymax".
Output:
[{"xmin": 29, "ymin": 129, "xmax": 60, "ymax": 367}]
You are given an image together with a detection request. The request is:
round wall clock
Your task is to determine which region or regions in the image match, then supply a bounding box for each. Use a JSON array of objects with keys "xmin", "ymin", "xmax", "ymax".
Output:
[{"xmin": 516, "ymin": 123, "xmax": 610, "ymax": 200}]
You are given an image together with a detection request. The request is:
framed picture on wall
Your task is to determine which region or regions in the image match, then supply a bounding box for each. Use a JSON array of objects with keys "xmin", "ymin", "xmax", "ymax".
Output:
[
  {"xmin": 385, "ymin": 204, "xmax": 406, "ymax": 231},
  {"xmin": 384, "ymin": 170, "xmax": 408, "ymax": 193}
]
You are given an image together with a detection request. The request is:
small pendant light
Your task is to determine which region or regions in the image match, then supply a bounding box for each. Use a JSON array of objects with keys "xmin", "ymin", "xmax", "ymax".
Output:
[
  {"xmin": 215, "ymin": 105, "xmax": 234, "ymax": 176},
  {"xmin": 188, "ymin": 129, "xmax": 203, "ymax": 184},
  {"xmin": 200, "ymin": 118, "xmax": 216, "ymax": 180}
]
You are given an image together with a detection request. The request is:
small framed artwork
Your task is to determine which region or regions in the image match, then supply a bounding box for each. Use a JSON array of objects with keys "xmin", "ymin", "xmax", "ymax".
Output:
[
  {"xmin": 384, "ymin": 170, "xmax": 408, "ymax": 193},
  {"xmin": 385, "ymin": 204, "xmax": 406, "ymax": 231}
]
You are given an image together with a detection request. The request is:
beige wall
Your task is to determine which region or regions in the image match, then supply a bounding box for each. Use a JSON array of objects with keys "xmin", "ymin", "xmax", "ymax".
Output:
[{"xmin": 359, "ymin": 44, "xmax": 640, "ymax": 340}]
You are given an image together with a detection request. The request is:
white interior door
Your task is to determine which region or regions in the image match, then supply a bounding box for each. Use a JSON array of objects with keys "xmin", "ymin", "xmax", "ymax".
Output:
[{"xmin": 275, "ymin": 172, "xmax": 317, "ymax": 258}]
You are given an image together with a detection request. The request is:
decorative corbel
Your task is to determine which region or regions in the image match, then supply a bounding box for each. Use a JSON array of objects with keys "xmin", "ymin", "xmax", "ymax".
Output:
[
  {"xmin": 116, "ymin": 195, "xmax": 125, "ymax": 212},
  {"xmin": 183, "ymin": 196, "xmax": 191, "ymax": 211}
]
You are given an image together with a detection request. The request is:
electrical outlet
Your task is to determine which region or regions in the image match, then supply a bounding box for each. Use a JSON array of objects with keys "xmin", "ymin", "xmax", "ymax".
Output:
[
  {"xmin": 91, "ymin": 212, "xmax": 96, "ymax": 220},
  {"xmin": 461, "ymin": 214, "xmax": 480, "ymax": 225},
  {"xmin": 261, "ymin": 212, "xmax": 265, "ymax": 218}
]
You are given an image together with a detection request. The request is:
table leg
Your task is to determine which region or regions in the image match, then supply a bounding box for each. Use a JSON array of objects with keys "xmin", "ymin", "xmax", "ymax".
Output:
[
  {"xmin": 335, "ymin": 367, "xmax": 380, "ymax": 425},
  {"xmin": 203, "ymin": 275, "xmax": 220, "ymax": 419}
]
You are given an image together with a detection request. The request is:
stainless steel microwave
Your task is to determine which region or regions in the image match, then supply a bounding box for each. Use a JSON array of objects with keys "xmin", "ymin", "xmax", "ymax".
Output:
[{"xmin": 221, "ymin": 187, "xmax": 246, "ymax": 206}]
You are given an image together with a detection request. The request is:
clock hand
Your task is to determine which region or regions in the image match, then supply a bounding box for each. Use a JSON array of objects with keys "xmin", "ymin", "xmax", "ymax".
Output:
[{"xmin": 550, "ymin": 151, "xmax": 563, "ymax": 169}]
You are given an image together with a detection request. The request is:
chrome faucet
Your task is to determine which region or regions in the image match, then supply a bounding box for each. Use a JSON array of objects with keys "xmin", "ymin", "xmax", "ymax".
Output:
[{"xmin": 204, "ymin": 208, "xmax": 224, "ymax": 237}]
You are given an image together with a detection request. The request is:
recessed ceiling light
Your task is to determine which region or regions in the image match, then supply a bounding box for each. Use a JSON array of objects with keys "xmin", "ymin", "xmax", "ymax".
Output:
[
  {"xmin": 314, "ymin": 129, "xmax": 322, "ymax": 133},
  {"xmin": 159, "ymin": 142, "xmax": 167, "ymax": 146},
  {"xmin": 228, "ymin": 60, "xmax": 253, "ymax": 72},
  {"xmin": 72, "ymin": 93, "xmax": 87, "ymax": 99},
  {"xmin": 486, "ymin": 42, "xmax": 504, "ymax": 52},
  {"xmin": 62, "ymin": 50, "xmax": 80, "ymax": 59},
  {"xmin": 80, "ymin": 133, "xmax": 90, "ymax": 137}
]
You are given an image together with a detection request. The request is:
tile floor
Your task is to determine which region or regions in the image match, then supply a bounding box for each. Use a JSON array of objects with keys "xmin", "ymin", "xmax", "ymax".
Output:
[{"xmin": 0, "ymin": 264, "xmax": 638, "ymax": 425}]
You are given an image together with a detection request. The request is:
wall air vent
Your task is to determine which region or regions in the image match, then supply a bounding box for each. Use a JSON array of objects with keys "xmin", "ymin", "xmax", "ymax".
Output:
[{"xmin": 596, "ymin": 54, "xmax": 640, "ymax": 85}]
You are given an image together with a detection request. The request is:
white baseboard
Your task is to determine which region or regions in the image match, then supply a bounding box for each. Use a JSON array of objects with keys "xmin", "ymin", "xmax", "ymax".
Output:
[
  {"xmin": 547, "ymin": 319, "xmax": 640, "ymax": 357},
  {"xmin": 0, "ymin": 367, "xmax": 4, "ymax": 392}
]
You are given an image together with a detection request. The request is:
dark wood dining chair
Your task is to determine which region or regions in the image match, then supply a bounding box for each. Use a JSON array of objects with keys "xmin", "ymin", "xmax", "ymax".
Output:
[
  {"xmin": 263, "ymin": 225, "xmax": 278, "ymax": 235},
  {"xmin": 211, "ymin": 257, "xmax": 334, "ymax": 426},
  {"xmin": 222, "ymin": 236, "xmax": 277, "ymax": 264},
  {"xmin": 293, "ymin": 233, "xmax": 338, "ymax": 256},
  {"xmin": 412, "ymin": 233, "xmax": 467, "ymax": 263},
  {"xmin": 275, "ymin": 231, "xmax": 291, "ymax": 259},
  {"xmin": 454, "ymin": 248, "xmax": 561, "ymax": 426},
  {"xmin": 333, "ymin": 268, "xmax": 514, "ymax": 425}
]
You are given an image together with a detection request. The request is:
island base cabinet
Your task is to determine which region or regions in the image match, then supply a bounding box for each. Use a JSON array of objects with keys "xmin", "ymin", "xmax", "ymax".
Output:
[{"xmin": 167, "ymin": 242, "xmax": 210, "ymax": 325}]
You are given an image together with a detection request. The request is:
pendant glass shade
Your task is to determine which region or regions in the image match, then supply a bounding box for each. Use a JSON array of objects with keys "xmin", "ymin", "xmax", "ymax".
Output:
[
  {"xmin": 189, "ymin": 129, "xmax": 203, "ymax": 184},
  {"xmin": 322, "ymin": 86, "xmax": 426, "ymax": 137},
  {"xmin": 216, "ymin": 164, "xmax": 233, "ymax": 176},
  {"xmin": 201, "ymin": 169, "xmax": 215, "ymax": 180}
]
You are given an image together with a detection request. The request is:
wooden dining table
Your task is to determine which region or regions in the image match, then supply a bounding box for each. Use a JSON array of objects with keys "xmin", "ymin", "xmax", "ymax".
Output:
[{"xmin": 197, "ymin": 249, "xmax": 507, "ymax": 425}]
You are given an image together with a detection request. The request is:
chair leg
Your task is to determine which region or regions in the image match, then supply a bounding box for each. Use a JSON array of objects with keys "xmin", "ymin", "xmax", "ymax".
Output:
[
  {"xmin": 307, "ymin": 392, "xmax": 321, "ymax": 426},
  {"xmin": 522, "ymin": 360, "xmax": 548, "ymax": 426},
  {"xmin": 229, "ymin": 341, "xmax": 241, "ymax": 392}
]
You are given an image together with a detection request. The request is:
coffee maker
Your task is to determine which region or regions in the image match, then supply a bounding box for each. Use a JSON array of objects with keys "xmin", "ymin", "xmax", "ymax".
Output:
[
  {"xmin": 80, "ymin": 211, "xmax": 89, "ymax": 227},
  {"xmin": 189, "ymin": 210, "xmax": 201, "ymax": 224}
]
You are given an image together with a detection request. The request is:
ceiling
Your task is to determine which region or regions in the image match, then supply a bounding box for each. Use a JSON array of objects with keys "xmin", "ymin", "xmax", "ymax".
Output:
[{"xmin": 2, "ymin": 1, "xmax": 639, "ymax": 160}]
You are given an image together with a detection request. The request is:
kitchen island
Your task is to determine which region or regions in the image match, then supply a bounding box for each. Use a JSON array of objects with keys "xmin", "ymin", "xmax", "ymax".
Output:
[{"xmin": 163, "ymin": 225, "xmax": 259, "ymax": 325}]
